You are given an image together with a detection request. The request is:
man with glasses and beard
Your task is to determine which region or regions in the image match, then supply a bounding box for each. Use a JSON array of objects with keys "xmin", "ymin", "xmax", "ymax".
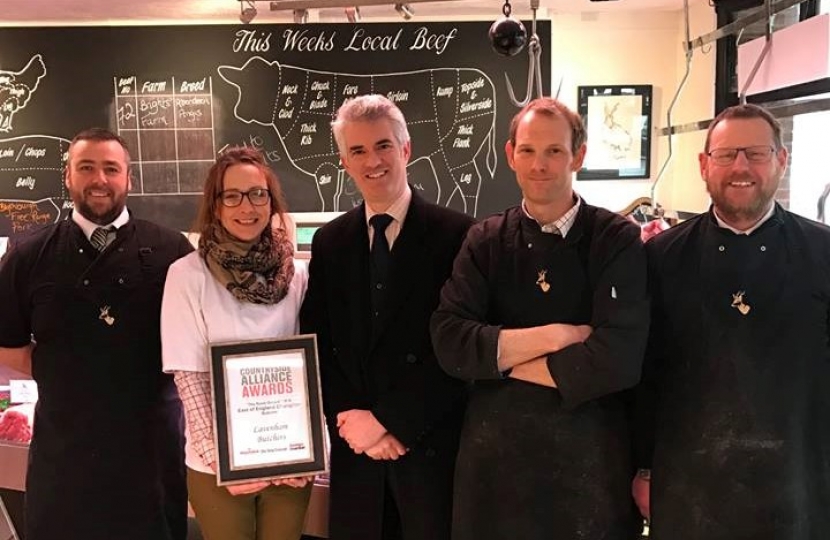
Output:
[
  {"xmin": 0, "ymin": 128, "xmax": 192, "ymax": 540},
  {"xmin": 632, "ymin": 104, "xmax": 830, "ymax": 540}
]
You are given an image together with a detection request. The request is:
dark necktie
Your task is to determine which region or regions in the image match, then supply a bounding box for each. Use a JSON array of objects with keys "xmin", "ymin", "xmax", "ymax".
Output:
[
  {"xmin": 370, "ymin": 213, "xmax": 393, "ymax": 281},
  {"xmin": 369, "ymin": 213, "xmax": 393, "ymax": 315},
  {"xmin": 90, "ymin": 226, "xmax": 113, "ymax": 252}
]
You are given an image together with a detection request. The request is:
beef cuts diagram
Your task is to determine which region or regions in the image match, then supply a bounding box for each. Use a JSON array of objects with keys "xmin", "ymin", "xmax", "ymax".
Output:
[
  {"xmin": 0, "ymin": 134, "xmax": 70, "ymax": 237},
  {"xmin": 0, "ymin": 55, "xmax": 70, "ymax": 238},
  {"xmin": 218, "ymin": 57, "xmax": 497, "ymax": 215},
  {"xmin": 0, "ymin": 55, "xmax": 46, "ymax": 133},
  {"xmin": 0, "ymin": 22, "xmax": 551, "ymax": 239}
]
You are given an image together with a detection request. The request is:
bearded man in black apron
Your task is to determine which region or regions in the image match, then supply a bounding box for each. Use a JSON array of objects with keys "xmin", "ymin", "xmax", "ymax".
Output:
[
  {"xmin": 634, "ymin": 104, "xmax": 830, "ymax": 540},
  {"xmin": 0, "ymin": 128, "xmax": 192, "ymax": 540}
]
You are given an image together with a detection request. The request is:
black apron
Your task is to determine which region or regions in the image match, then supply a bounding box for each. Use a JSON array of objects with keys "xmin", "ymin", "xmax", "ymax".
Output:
[
  {"xmin": 452, "ymin": 213, "xmax": 639, "ymax": 540},
  {"xmin": 649, "ymin": 214, "xmax": 830, "ymax": 540},
  {"xmin": 25, "ymin": 221, "xmax": 187, "ymax": 540}
]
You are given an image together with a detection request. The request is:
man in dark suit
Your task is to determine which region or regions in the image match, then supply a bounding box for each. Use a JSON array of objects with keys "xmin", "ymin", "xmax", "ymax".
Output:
[{"xmin": 300, "ymin": 94, "xmax": 474, "ymax": 540}]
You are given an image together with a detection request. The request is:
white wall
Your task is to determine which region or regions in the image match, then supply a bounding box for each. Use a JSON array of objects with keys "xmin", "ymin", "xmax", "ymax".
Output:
[
  {"xmin": 551, "ymin": 2, "xmax": 715, "ymax": 213},
  {"xmin": 665, "ymin": 0, "xmax": 718, "ymax": 214}
]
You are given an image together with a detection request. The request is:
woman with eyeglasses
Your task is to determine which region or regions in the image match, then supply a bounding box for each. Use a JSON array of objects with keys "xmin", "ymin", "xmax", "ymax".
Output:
[{"xmin": 160, "ymin": 147, "xmax": 312, "ymax": 540}]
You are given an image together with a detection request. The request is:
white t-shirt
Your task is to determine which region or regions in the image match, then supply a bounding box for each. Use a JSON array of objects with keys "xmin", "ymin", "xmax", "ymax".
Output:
[{"xmin": 161, "ymin": 251, "xmax": 308, "ymax": 473}]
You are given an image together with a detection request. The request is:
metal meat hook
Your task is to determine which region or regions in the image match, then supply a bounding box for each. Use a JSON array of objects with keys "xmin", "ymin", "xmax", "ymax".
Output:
[
  {"xmin": 505, "ymin": 0, "xmax": 542, "ymax": 107},
  {"xmin": 505, "ymin": 34, "xmax": 542, "ymax": 107}
]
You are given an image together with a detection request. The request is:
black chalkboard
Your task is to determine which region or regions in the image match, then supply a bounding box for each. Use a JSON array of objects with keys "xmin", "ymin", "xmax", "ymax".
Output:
[{"xmin": 0, "ymin": 22, "xmax": 550, "ymax": 238}]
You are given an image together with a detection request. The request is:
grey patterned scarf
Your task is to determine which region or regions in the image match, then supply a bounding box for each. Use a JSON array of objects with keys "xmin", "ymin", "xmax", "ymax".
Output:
[{"xmin": 199, "ymin": 223, "xmax": 295, "ymax": 305}]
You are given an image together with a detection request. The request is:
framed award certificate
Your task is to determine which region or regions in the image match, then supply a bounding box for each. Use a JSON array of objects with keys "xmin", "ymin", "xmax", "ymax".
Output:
[{"xmin": 209, "ymin": 334, "xmax": 328, "ymax": 486}]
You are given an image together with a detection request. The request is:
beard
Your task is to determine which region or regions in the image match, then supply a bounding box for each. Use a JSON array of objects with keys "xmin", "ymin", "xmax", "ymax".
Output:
[
  {"xmin": 707, "ymin": 173, "xmax": 778, "ymax": 226},
  {"xmin": 73, "ymin": 189, "xmax": 128, "ymax": 225}
]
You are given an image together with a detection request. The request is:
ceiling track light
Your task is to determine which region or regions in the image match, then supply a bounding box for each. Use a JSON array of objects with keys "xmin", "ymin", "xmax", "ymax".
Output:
[
  {"xmin": 394, "ymin": 3, "xmax": 414, "ymax": 19},
  {"xmin": 345, "ymin": 6, "xmax": 361, "ymax": 22},
  {"xmin": 268, "ymin": 0, "xmax": 467, "ymax": 11},
  {"xmin": 239, "ymin": 0, "xmax": 258, "ymax": 23},
  {"xmin": 293, "ymin": 8, "xmax": 309, "ymax": 23}
]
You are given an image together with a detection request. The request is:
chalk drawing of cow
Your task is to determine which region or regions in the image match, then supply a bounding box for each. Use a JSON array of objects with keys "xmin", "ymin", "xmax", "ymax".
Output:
[
  {"xmin": 218, "ymin": 56, "xmax": 497, "ymax": 215},
  {"xmin": 0, "ymin": 55, "xmax": 47, "ymax": 133}
]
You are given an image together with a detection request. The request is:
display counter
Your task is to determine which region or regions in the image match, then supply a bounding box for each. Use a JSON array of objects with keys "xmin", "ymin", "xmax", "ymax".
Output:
[
  {"xmin": 0, "ymin": 365, "xmax": 32, "ymax": 494},
  {"xmin": 0, "ymin": 366, "xmax": 329, "ymax": 538},
  {"xmin": 0, "ymin": 441, "xmax": 27, "ymax": 492},
  {"xmin": 0, "ymin": 439, "xmax": 329, "ymax": 538}
]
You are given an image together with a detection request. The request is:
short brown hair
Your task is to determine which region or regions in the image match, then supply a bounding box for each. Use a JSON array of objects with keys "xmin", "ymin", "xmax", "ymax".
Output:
[
  {"xmin": 508, "ymin": 98, "xmax": 586, "ymax": 154},
  {"xmin": 68, "ymin": 127, "xmax": 131, "ymax": 167},
  {"xmin": 705, "ymin": 103, "xmax": 783, "ymax": 152},
  {"xmin": 193, "ymin": 146, "xmax": 287, "ymax": 238}
]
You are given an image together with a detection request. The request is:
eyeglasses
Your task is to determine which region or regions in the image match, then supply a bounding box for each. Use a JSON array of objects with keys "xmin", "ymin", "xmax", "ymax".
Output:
[
  {"xmin": 217, "ymin": 188, "xmax": 271, "ymax": 208},
  {"xmin": 707, "ymin": 145, "xmax": 776, "ymax": 166}
]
